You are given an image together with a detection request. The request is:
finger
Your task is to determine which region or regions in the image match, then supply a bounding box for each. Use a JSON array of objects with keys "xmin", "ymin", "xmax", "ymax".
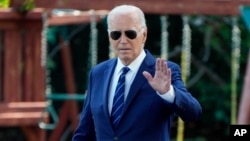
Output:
[
  {"xmin": 159, "ymin": 59, "xmax": 163, "ymax": 72},
  {"xmin": 163, "ymin": 61, "xmax": 168, "ymax": 75},
  {"xmin": 167, "ymin": 68, "xmax": 171, "ymax": 80},
  {"xmin": 162, "ymin": 60, "xmax": 167, "ymax": 73},
  {"xmin": 158, "ymin": 58, "xmax": 167, "ymax": 73},
  {"xmin": 156, "ymin": 58, "xmax": 160, "ymax": 71},
  {"xmin": 142, "ymin": 71, "xmax": 153, "ymax": 82},
  {"xmin": 157, "ymin": 58, "xmax": 163, "ymax": 72}
]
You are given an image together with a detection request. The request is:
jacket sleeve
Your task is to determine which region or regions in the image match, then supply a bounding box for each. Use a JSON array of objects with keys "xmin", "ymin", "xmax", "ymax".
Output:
[{"xmin": 169, "ymin": 62, "xmax": 202, "ymax": 122}]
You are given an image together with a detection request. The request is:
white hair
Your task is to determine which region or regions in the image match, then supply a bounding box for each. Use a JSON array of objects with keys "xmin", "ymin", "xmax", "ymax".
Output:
[{"xmin": 107, "ymin": 5, "xmax": 146, "ymax": 29}]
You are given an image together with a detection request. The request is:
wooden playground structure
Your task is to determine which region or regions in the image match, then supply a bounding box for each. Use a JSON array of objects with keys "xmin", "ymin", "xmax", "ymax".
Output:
[{"xmin": 0, "ymin": 0, "xmax": 250, "ymax": 141}]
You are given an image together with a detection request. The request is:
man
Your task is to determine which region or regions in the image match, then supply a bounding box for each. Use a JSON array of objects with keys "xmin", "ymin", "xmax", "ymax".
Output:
[{"xmin": 72, "ymin": 4, "xmax": 202, "ymax": 141}]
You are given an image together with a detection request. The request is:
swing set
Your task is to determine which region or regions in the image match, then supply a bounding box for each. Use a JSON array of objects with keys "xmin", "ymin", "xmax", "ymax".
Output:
[{"xmin": 0, "ymin": 0, "xmax": 250, "ymax": 141}]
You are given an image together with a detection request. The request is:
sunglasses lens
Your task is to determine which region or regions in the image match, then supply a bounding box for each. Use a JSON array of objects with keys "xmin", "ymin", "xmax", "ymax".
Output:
[
  {"xmin": 110, "ymin": 31, "xmax": 121, "ymax": 40},
  {"xmin": 125, "ymin": 30, "xmax": 137, "ymax": 39},
  {"xmin": 110, "ymin": 30, "xmax": 138, "ymax": 40}
]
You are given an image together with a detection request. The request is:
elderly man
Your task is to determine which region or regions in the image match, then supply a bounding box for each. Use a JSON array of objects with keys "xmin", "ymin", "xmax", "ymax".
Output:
[{"xmin": 72, "ymin": 4, "xmax": 202, "ymax": 141}]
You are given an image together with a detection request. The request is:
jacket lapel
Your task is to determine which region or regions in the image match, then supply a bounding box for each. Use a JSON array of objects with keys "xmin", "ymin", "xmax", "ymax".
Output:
[{"xmin": 102, "ymin": 59, "xmax": 117, "ymax": 128}]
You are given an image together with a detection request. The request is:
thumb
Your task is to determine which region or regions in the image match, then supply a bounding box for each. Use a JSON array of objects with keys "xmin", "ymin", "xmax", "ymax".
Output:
[{"xmin": 143, "ymin": 71, "xmax": 153, "ymax": 82}]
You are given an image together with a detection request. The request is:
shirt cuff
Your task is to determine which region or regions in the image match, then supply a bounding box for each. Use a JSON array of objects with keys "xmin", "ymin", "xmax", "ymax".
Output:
[{"xmin": 156, "ymin": 85, "xmax": 175, "ymax": 103}]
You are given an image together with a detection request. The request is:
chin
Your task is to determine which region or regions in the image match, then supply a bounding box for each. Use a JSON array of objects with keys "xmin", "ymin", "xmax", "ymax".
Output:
[
  {"xmin": 119, "ymin": 55, "xmax": 132, "ymax": 64},
  {"xmin": 119, "ymin": 55, "xmax": 130, "ymax": 60}
]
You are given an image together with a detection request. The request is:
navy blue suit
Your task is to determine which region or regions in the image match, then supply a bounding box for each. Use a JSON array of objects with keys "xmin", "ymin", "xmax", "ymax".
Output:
[{"xmin": 72, "ymin": 50, "xmax": 202, "ymax": 141}]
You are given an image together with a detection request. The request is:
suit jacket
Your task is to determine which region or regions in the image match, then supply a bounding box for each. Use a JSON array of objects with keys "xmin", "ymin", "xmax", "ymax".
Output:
[{"xmin": 72, "ymin": 50, "xmax": 202, "ymax": 141}]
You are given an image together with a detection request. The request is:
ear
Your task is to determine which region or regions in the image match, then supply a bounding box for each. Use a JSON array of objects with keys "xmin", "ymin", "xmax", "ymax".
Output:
[{"xmin": 142, "ymin": 27, "xmax": 148, "ymax": 43}]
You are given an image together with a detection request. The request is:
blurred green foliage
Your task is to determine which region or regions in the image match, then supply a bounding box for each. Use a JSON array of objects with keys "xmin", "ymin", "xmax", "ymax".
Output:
[
  {"xmin": 0, "ymin": 0, "xmax": 10, "ymax": 8},
  {"xmin": 19, "ymin": 0, "xmax": 35, "ymax": 13}
]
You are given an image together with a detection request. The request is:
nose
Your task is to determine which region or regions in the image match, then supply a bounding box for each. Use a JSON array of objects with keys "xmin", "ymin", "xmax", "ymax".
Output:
[{"xmin": 120, "ymin": 33, "xmax": 128, "ymax": 43}]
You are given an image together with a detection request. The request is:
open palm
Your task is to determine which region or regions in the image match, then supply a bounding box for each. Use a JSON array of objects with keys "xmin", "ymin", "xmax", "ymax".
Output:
[{"xmin": 143, "ymin": 58, "xmax": 171, "ymax": 94}]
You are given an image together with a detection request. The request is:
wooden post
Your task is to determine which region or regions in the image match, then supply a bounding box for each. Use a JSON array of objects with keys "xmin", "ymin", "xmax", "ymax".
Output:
[
  {"xmin": 49, "ymin": 36, "xmax": 79, "ymax": 141},
  {"xmin": 3, "ymin": 29, "xmax": 22, "ymax": 102},
  {"xmin": 0, "ymin": 9, "xmax": 47, "ymax": 141}
]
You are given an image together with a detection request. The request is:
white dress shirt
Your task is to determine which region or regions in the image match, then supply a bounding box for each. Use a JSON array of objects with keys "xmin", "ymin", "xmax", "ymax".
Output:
[{"xmin": 108, "ymin": 50, "xmax": 175, "ymax": 114}]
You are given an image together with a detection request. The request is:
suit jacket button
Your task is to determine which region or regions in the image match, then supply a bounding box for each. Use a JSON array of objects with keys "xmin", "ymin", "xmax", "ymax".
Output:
[{"xmin": 114, "ymin": 137, "xmax": 119, "ymax": 141}]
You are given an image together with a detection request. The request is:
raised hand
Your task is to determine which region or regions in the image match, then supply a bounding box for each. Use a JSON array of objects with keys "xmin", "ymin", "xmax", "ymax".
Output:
[{"xmin": 142, "ymin": 58, "xmax": 172, "ymax": 94}]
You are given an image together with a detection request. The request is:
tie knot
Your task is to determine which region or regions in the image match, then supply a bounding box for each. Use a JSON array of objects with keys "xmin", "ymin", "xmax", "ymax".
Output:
[{"xmin": 122, "ymin": 67, "xmax": 130, "ymax": 75}]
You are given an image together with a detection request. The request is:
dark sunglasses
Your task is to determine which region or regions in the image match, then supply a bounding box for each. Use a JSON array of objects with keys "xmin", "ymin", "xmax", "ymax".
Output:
[{"xmin": 110, "ymin": 30, "xmax": 138, "ymax": 40}]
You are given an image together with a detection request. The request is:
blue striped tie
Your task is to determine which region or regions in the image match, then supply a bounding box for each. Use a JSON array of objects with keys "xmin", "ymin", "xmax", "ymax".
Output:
[{"xmin": 111, "ymin": 67, "xmax": 130, "ymax": 129}]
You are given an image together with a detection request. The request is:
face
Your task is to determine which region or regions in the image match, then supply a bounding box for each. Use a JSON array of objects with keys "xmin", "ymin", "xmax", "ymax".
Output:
[{"xmin": 108, "ymin": 12, "xmax": 147, "ymax": 65}]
